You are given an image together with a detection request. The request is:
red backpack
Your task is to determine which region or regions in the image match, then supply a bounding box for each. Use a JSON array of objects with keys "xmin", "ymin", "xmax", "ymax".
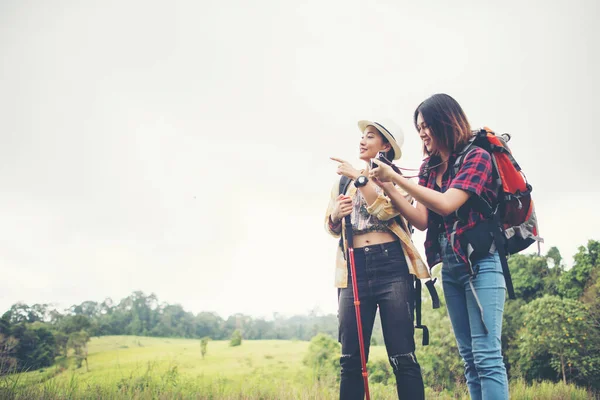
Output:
[{"xmin": 453, "ymin": 127, "xmax": 544, "ymax": 299}]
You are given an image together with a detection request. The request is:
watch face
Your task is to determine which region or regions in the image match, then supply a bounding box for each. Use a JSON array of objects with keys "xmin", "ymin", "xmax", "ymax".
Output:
[{"xmin": 356, "ymin": 176, "xmax": 368, "ymax": 187}]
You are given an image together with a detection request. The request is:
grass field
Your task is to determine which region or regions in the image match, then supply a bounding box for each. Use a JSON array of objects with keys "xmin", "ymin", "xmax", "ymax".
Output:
[{"xmin": 0, "ymin": 336, "xmax": 595, "ymax": 399}]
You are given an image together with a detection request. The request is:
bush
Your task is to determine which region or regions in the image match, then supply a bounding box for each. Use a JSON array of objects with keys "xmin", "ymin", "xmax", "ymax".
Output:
[
  {"xmin": 200, "ymin": 337, "xmax": 210, "ymax": 358},
  {"xmin": 367, "ymin": 358, "xmax": 392, "ymax": 385},
  {"xmin": 230, "ymin": 330, "xmax": 242, "ymax": 347},
  {"xmin": 303, "ymin": 333, "xmax": 340, "ymax": 380}
]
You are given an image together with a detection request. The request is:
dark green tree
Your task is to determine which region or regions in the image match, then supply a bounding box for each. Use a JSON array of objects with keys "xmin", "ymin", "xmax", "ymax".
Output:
[
  {"xmin": 516, "ymin": 295, "xmax": 600, "ymax": 386},
  {"xmin": 558, "ymin": 240, "xmax": 599, "ymax": 300},
  {"xmin": 53, "ymin": 331, "xmax": 69, "ymax": 357},
  {"xmin": 11, "ymin": 322, "xmax": 56, "ymax": 371},
  {"xmin": 0, "ymin": 333, "xmax": 18, "ymax": 374},
  {"xmin": 508, "ymin": 254, "xmax": 550, "ymax": 302},
  {"xmin": 58, "ymin": 315, "xmax": 92, "ymax": 335},
  {"xmin": 195, "ymin": 312, "xmax": 223, "ymax": 339}
]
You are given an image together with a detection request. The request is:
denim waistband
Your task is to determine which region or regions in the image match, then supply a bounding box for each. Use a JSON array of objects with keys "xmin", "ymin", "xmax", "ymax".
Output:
[{"xmin": 354, "ymin": 240, "xmax": 402, "ymax": 255}]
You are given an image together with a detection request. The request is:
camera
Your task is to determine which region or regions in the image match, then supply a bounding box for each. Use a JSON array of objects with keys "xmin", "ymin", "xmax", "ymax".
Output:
[
  {"xmin": 370, "ymin": 151, "xmax": 402, "ymax": 175},
  {"xmin": 371, "ymin": 151, "xmax": 392, "ymax": 169}
]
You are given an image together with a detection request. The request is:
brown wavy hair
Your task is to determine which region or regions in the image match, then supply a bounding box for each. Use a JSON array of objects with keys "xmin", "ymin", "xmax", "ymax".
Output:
[{"xmin": 413, "ymin": 94, "xmax": 472, "ymax": 156}]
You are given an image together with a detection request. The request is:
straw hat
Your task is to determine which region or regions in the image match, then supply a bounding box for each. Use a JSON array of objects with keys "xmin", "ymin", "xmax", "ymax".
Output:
[{"xmin": 357, "ymin": 118, "xmax": 404, "ymax": 160}]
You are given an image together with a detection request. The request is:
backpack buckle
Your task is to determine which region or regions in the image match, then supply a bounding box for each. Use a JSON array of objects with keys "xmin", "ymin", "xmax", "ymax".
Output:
[{"xmin": 469, "ymin": 262, "xmax": 480, "ymax": 279}]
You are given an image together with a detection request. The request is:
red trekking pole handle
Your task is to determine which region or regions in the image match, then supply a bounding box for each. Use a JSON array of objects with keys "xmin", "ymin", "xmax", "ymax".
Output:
[{"xmin": 344, "ymin": 215, "xmax": 370, "ymax": 400}]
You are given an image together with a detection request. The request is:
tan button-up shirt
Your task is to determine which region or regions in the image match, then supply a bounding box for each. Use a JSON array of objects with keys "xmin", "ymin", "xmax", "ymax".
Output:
[{"xmin": 324, "ymin": 178, "xmax": 432, "ymax": 288}]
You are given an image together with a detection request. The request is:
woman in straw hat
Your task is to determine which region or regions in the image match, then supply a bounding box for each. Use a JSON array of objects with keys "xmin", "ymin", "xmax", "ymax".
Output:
[{"xmin": 325, "ymin": 119, "xmax": 432, "ymax": 400}]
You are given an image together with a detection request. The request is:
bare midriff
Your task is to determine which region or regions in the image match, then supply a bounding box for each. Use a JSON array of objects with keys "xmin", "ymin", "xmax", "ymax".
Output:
[{"xmin": 352, "ymin": 230, "xmax": 397, "ymax": 249}]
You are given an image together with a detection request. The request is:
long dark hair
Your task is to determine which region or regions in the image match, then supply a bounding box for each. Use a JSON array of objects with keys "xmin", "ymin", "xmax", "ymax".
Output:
[{"xmin": 414, "ymin": 93, "xmax": 471, "ymax": 156}]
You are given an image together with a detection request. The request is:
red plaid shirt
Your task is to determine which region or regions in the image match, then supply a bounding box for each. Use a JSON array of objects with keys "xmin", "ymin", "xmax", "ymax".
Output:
[{"xmin": 418, "ymin": 147, "xmax": 498, "ymax": 268}]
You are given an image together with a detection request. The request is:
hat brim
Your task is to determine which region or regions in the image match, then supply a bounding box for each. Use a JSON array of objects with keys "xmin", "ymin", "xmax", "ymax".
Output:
[{"xmin": 357, "ymin": 120, "xmax": 402, "ymax": 160}]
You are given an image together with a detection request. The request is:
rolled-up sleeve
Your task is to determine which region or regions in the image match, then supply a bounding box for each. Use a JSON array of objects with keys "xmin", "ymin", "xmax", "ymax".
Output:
[
  {"xmin": 324, "ymin": 181, "xmax": 342, "ymax": 237},
  {"xmin": 365, "ymin": 185, "xmax": 408, "ymax": 221}
]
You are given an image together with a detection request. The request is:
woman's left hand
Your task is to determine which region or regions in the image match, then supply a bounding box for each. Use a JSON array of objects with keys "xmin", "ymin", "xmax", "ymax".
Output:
[
  {"xmin": 330, "ymin": 157, "xmax": 361, "ymax": 180},
  {"xmin": 369, "ymin": 158, "xmax": 396, "ymax": 183}
]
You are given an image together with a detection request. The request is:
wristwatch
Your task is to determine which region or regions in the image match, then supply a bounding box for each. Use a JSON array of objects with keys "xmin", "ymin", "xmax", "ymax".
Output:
[{"xmin": 354, "ymin": 175, "xmax": 369, "ymax": 188}]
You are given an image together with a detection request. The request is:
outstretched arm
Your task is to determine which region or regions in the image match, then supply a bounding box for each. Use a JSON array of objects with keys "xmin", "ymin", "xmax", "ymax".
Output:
[
  {"xmin": 330, "ymin": 157, "xmax": 379, "ymax": 205},
  {"xmin": 330, "ymin": 157, "xmax": 402, "ymax": 221}
]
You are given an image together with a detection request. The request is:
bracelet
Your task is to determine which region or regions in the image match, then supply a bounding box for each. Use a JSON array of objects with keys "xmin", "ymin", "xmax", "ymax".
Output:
[{"xmin": 329, "ymin": 215, "xmax": 342, "ymax": 229}]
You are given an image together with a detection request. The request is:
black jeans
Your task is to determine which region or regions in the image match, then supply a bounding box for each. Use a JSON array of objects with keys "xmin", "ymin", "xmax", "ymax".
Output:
[{"xmin": 338, "ymin": 240, "xmax": 425, "ymax": 400}]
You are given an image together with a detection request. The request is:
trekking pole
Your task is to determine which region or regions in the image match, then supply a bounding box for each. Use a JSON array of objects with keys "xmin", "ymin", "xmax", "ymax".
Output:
[{"xmin": 344, "ymin": 214, "xmax": 371, "ymax": 400}]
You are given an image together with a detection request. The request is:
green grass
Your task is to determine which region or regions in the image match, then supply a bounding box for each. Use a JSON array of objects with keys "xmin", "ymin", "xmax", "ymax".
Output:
[{"xmin": 0, "ymin": 336, "xmax": 595, "ymax": 399}]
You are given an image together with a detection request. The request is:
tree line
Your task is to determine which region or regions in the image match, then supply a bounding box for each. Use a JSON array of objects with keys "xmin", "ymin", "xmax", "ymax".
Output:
[
  {"xmin": 0, "ymin": 290, "xmax": 340, "ymax": 373},
  {"xmin": 1, "ymin": 240, "xmax": 599, "ymax": 391}
]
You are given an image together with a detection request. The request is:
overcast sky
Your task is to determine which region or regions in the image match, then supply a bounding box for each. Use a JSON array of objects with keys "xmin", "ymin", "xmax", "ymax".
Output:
[{"xmin": 1, "ymin": 0, "xmax": 598, "ymax": 320}]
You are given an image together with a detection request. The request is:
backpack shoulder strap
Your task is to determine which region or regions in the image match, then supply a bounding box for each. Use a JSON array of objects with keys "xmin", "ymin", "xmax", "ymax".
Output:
[
  {"xmin": 337, "ymin": 175, "xmax": 353, "ymax": 304},
  {"xmin": 452, "ymin": 132, "xmax": 496, "ymax": 219},
  {"xmin": 337, "ymin": 176, "xmax": 352, "ymax": 250},
  {"xmin": 492, "ymin": 213, "xmax": 516, "ymax": 299},
  {"xmin": 452, "ymin": 128, "xmax": 498, "ymax": 175},
  {"xmin": 339, "ymin": 175, "xmax": 352, "ymax": 196},
  {"xmin": 452, "ymin": 135, "xmax": 479, "ymax": 178}
]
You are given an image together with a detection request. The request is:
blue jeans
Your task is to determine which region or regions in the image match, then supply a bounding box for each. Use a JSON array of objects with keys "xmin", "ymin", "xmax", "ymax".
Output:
[
  {"xmin": 338, "ymin": 240, "xmax": 424, "ymax": 400},
  {"xmin": 440, "ymin": 234, "xmax": 509, "ymax": 400}
]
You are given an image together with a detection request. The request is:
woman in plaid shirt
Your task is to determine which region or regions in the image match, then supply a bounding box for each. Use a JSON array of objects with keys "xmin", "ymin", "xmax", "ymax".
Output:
[{"xmin": 370, "ymin": 94, "xmax": 509, "ymax": 400}]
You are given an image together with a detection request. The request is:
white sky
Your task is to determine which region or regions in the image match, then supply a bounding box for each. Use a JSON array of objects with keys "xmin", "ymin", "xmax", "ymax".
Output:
[{"xmin": 1, "ymin": 0, "xmax": 598, "ymax": 320}]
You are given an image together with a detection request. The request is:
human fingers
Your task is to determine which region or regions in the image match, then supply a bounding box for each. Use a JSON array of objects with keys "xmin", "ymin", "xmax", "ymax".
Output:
[
  {"xmin": 340, "ymin": 208, "xmax": 352, "ymax": 216},
  {"xmin": 330, "ymin": 157, "xmax": 348, "ymax": 164}
]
